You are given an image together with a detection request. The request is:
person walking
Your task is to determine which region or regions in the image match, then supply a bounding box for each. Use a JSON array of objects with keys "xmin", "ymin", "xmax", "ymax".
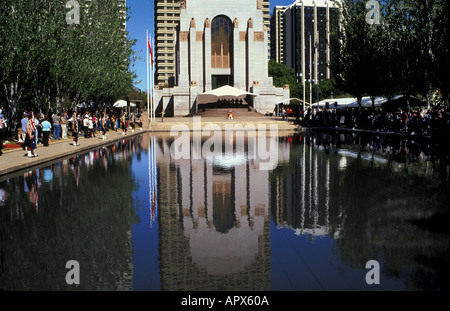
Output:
[
  {"xmin": 25, "ymin": 111, "xmax": 38, "ymax": 157},
  {"xmin": 40, "ymin": 115, "xmax": 52, "ymax": 146}
]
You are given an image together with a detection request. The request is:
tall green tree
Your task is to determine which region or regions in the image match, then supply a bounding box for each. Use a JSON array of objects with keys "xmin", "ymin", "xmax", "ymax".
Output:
[
  {"xmin": 0, "ymin": 0, "xmax": 44, "ymax": 128},
  {"xmin": 269, "ymin": 59, "xmax": 306, "ymax": 102},
  {"xmin": 331, "ymin": 0, "xmax": 449, "ymax": 108},
  {"xmin": 0, "ymin": 0, "xmax": 137, "ymax": 129},
  {"xmin": 330, "ymin": 0, "xmax": 377, "ymax": 108},
  {"xmin": 426, "ymin": 0, "xmax": 448, "ymax": 105}
]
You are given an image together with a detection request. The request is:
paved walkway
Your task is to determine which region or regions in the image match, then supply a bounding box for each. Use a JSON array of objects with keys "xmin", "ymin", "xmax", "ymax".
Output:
[
  {"xmin": 147, "ymin": 114, "xmax": 300, "ymax": 132},
  {"xmin": 0, "ymin": 129, "xmax": 146, "ymax": 177},
  {"xmin": 1, "ymin": 115, "xmax": 299, "ymax": 177}
]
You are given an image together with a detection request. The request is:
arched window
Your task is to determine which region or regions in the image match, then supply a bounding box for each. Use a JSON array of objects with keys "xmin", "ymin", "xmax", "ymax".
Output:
[{"xmin": 211, "ymin": 16, "xmax": 233, "ymax": 69}]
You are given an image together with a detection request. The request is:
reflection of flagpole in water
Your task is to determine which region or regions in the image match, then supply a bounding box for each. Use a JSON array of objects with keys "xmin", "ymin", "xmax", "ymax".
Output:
[
  {"xmin": 313, "ymin": 146, "xmax": 318, "ymax": 231},
  {"xmin": 325, "ymin": 160, "xmax": 330, "ymax": 228},
  {"xmin": 148, "ymin": 138, "xmax": 153, "ymax": 227},
  {"xmin": 301, "ymin": 141, "xmax": 306, "ymax": 230},
  {"xmin": 309, "ymin": 140, "xmax": 312, "ymax": 218},
  {"xmin": 150, "ymin": 136, "xmax": 158, "ymax": 227}
]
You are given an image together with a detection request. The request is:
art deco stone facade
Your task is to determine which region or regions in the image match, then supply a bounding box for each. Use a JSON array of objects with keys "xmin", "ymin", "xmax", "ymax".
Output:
[{"xmin": 154, "ymin": 0, "xmax": 289, "ymax": 117}]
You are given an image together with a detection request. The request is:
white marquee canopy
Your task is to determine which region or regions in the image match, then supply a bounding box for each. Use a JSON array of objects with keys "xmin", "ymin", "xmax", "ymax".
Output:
[{"xmin": 197, "ymin": 85, "xmax": 256, "ymax": 104}]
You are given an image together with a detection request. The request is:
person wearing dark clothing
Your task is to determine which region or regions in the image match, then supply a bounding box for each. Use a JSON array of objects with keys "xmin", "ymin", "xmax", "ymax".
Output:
[{"xmin": 41, "ymin": 116, "xmax": 52, "ymax": 146}]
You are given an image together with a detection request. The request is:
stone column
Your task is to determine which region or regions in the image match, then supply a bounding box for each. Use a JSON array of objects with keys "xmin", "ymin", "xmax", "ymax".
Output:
[
  {"xmin": 239, "ymin": 31, "xmax": 247, "ymax": 90},
  {"xmin": 263, "ymin": 25, "xmax": 269, "ymax": 86},
  {"xmin": 233, "ymin": 18, "xmax": 240, "ymax": 89},
  {"xmin": 246, "ymin": 18, "xmax": 254, "ymax": 91},
  {"xmin": 204, "ymin": 18, "xmax": 212, "ymax": 91},
  {"xmin": 189, "ymin": 18, "xmax": 197, "ymax": 86},
  {"xmin": 179, "ymin": 31, "xmax": 190, "ymax": 88}
]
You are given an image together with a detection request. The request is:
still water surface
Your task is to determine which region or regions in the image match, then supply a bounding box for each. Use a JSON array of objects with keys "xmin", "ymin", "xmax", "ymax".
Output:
[{"xmin": 0, "ymin": 131, "xmax": 448, "ymax": 291}]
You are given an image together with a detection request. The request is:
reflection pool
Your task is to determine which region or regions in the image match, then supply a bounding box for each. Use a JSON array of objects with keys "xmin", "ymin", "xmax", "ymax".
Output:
[{"xmin": 0, "ymin": 132, "xmax": 448, "ymax": 291}]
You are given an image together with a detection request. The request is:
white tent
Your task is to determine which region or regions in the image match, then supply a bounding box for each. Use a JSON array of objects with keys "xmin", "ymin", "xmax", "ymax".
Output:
[
  {"xmin": 314, "ymin": 95, "xmax": 421, "ymax": 109},
  {"xmin": 313, "ymin": 97, "xmax": 357, "ymax": 109},
  {"xmin": 197, "ymin": 85, "xmax": 255, "ymax": 104},
  {"xmin": 113, "ymin": 100, "xmax": 136, "ymax": 108}
]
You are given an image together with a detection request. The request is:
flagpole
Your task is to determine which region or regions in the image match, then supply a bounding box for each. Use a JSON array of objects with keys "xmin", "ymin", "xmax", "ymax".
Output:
[
  {"xmin": 149, "ymin": 34, "xmax": 153, "ymax": 122},
  {"xmin": 316, "ymin": 32, "xmax": 319, "ymax": 107},
  {"xmin": 146, "ymin": 30, "xmax": 150, "ymax": 120},
  {"xmin": 147, "ymin": 129, "xmax": 153, "ymax": 227},
  {"xmin": 309, "ymin": 35, "xmax": 312, "ymax": 108},
  {"xmin": 153, "ymin": 136, "xmax": 157, "ymax": 219},
  {"xmin": 303, "ymin": 36, "xmax": 306, "ymax": 115},
  {"xmin": 151, "ymin": 36, "xmax": 155, "ymax": 122}
]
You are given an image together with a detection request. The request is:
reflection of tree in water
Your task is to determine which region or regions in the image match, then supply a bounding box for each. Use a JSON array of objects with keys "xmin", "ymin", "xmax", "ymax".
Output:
[
  {"xmin": 0, "ymin": 151, "xmax": 139, "ymax": 290},
  {"xmin": 335, "ymin": 157, "xmax": 448, "ymax": 291},
  {"xmin": 270, "ymin": 133, "xmax": 448, "ymax": 290},
  {"xmin": 269, "ymin": 139, "xmax": 345, "ymax": 238}
]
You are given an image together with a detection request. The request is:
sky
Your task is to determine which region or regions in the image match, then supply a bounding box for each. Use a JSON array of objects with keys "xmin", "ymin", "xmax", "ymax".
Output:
[{"xmin": 126, "ymin": 0, "xmax": 295, "ymax": 92}]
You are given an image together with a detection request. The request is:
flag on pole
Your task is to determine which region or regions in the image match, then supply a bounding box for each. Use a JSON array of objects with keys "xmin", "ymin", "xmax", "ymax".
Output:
[{"xmin": 147, "ymin": 36, "xmax": 154, "ymax": 65}]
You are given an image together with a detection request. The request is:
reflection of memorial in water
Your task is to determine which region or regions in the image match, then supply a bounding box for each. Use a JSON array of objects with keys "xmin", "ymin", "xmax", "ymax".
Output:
[{"xmin": 154, "ymin": 134, "xmax": 277, "ymax": 290}]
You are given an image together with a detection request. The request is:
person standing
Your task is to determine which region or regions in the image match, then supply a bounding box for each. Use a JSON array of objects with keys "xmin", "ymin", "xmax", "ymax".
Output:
[
  {"xmin": 25, "ymin": 111, "xmax": 38, "ymax": 157},
  {"xmin": 0, "ymin": 109, "xmax": 7, "ymax": 156},
  {"xmin": 121, "ymin": 112, "xmax": 127, "ymax": 135},
  {"xmin": 60, "ymin": 112, "xmax": 68, "ymax": 139},
  {"xmin": 131, "ymin": 113, "xmax": 136, "ymax": 133},
  {"xmin": 88, "ymin": 116, "xmax": 93, "ymax": 138},
  {"xmin": 34, "ymin": 113, "xmax": 41, "ymax": 146},
  {"xmin": 101, "ymin": 112, "xmax": 107, "ymax": 140},
  {"xmin": 92, "ymin": 114, "xmax": 97, "ymax": 137},
  {"xmin": 83, "ymin": 112, "xmax": 90, "ymax": 138},
  {"xmin": 40, "ymin": 115, "xmax": 52, "ymax": 146},
  {"xmin": 72, "ymin": 112, "xmax": 80, "ymax": 146},
  {"xmin": 52, "ymin": 112, "xmax": 61, "ymax": 140},
  {"xmin": 19, "ymin": 112, "xmax": 28, "ymax": 145},
  {"xmin": 114, "ymin": 115, "xmax": 119, "ymax": 132}
]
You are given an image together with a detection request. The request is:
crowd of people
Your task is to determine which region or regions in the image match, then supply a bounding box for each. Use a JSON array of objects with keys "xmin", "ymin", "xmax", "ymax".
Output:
[
  {"xmin": 281, "ymin": 106, "xmax": 450, "ymax": 137},
  {"xmin": 0, "ymin": 107, "xmax": 143, "ymax": 157}
]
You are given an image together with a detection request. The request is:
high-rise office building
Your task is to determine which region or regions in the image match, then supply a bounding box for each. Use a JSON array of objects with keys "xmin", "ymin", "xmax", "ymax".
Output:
[
  {"xmin": 261, "ymin": 0, "xmax": 271, "ymax": 59},
  {"xmin": 154, "ymin": 0, "xmax": 181, "ymax": 88},
  {"xmin": 272, "ymin": 0, "xmax": 339, "ymax": 86},
  {"xmin": 270, "ymin": 5, "xmax": 286, "ymax": 63}
]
